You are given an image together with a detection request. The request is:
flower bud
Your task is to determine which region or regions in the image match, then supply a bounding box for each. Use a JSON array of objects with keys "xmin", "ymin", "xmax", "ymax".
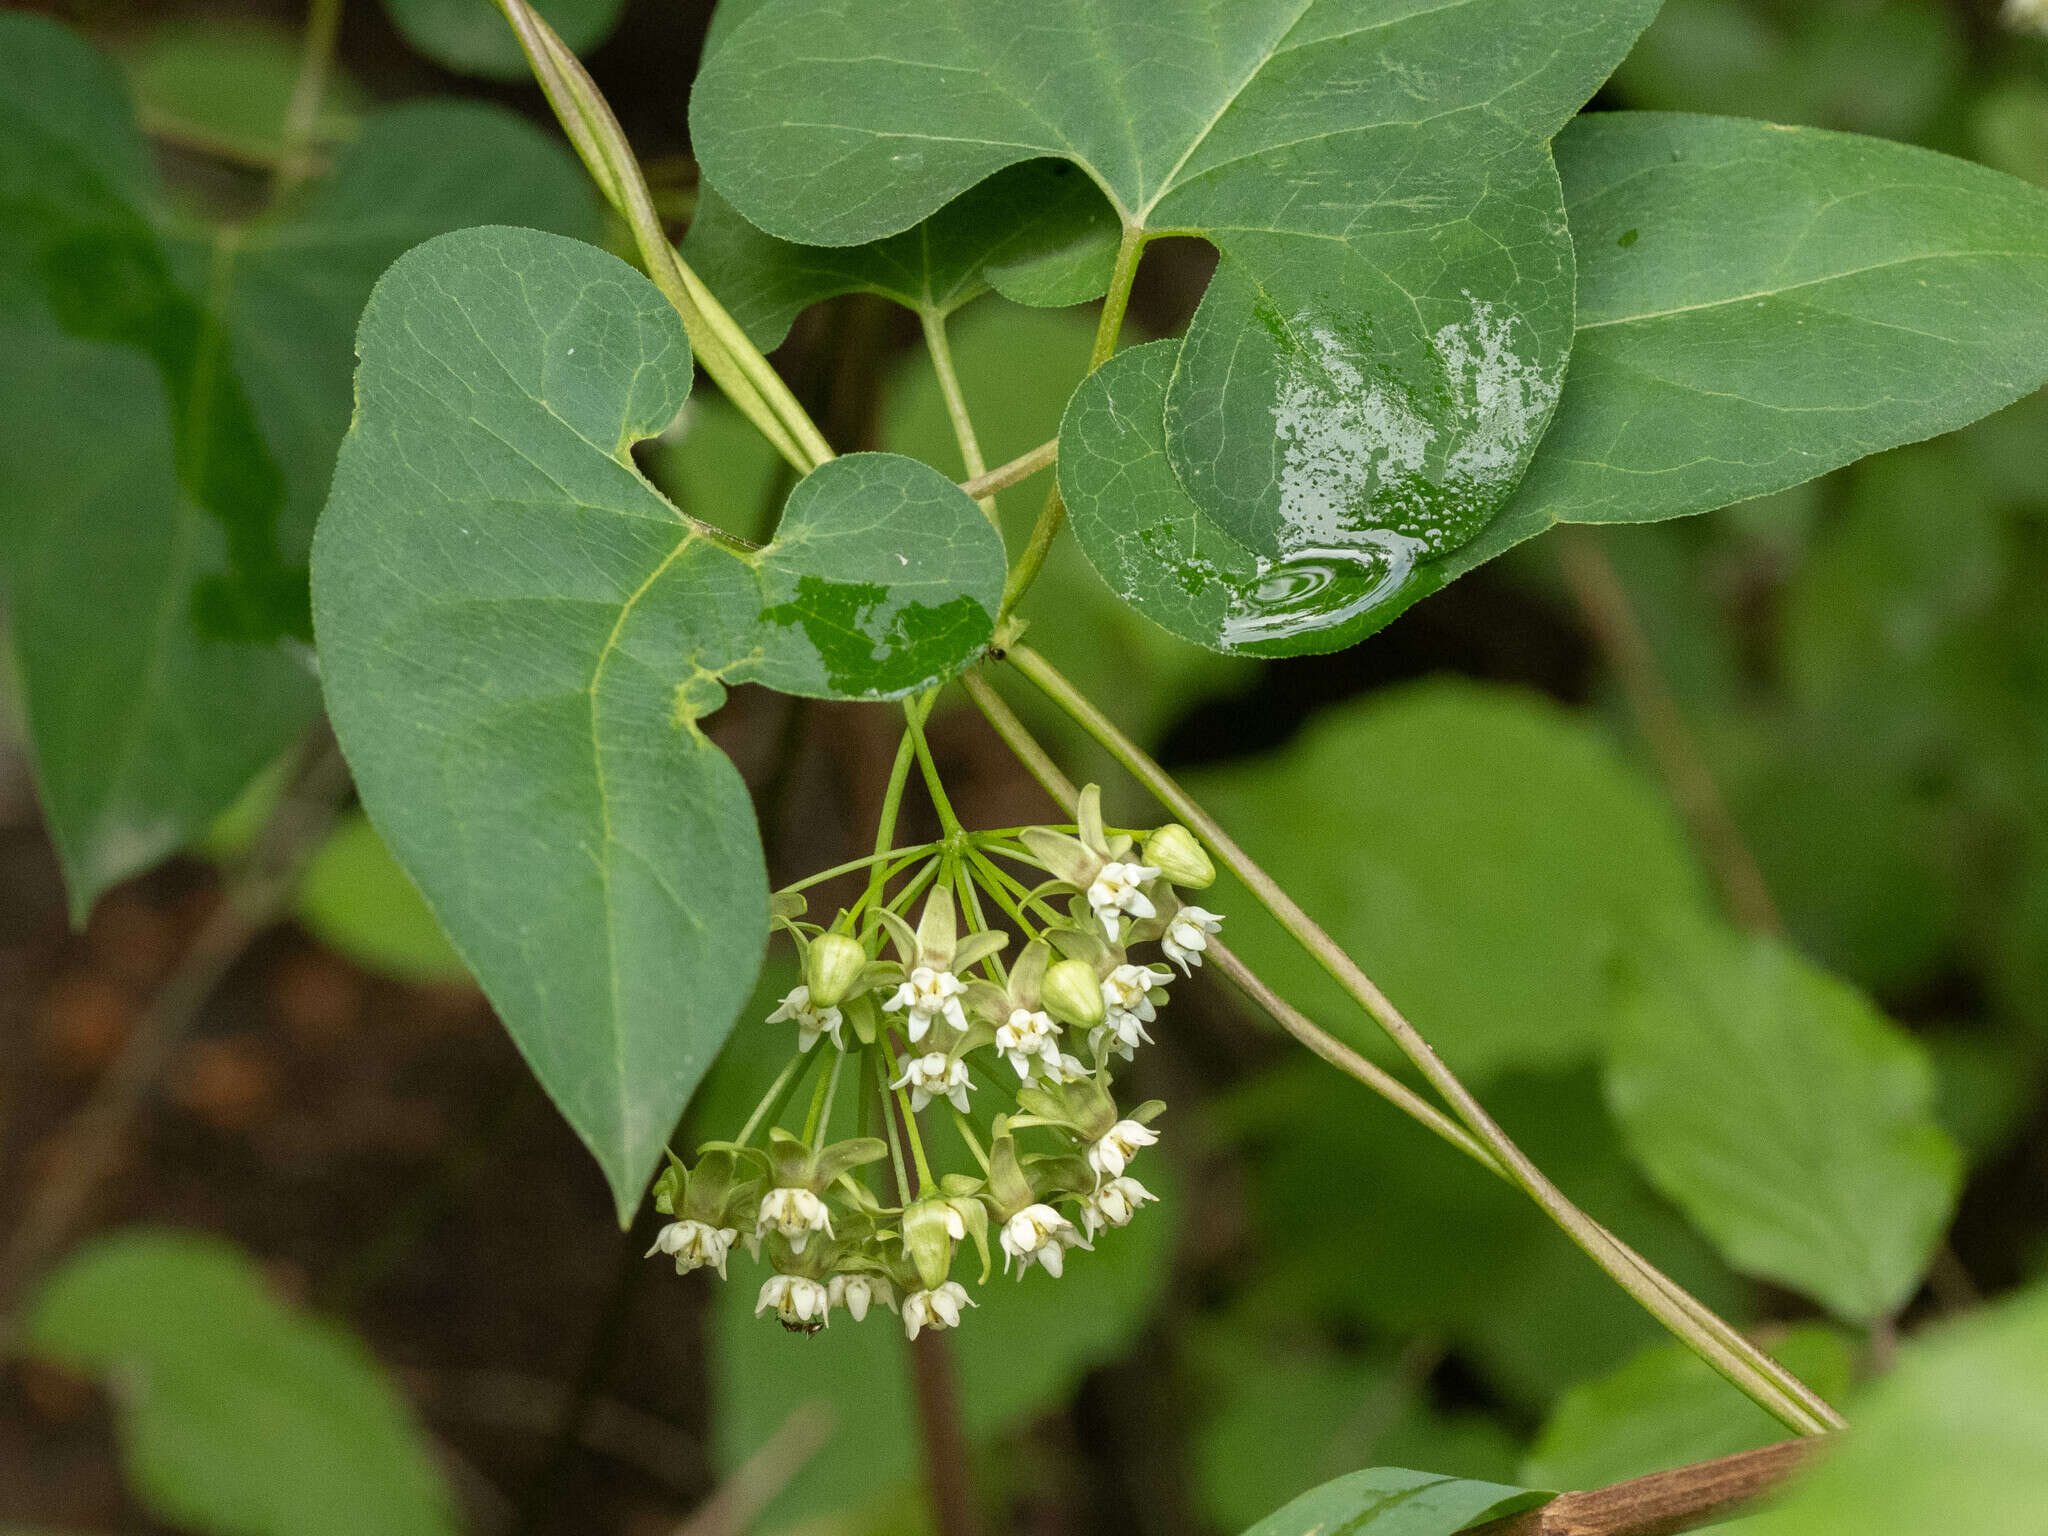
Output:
[
  {"xmin": 902, "ymin": 1197, "xmax": 966, "ymax": 1292},
  {"xmin": 1143, "ymin": 824, "xmax": 1215, "ymax": 889},
  {"xmin": 1041, "ymin": 958, "xmax": 1107, "ymax": 1029},
  {"xmin": 806, "ymin": 931, "xmax": 867, "ymax": 1008}
]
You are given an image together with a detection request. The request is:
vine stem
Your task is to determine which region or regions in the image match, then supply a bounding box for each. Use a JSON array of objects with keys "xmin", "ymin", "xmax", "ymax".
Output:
[
  {"xmin": 491, "ymin": 0, "xmax": 832, "ymax": 474},
  {"xmin": 964, "ymin": 657, "xmax": 1842, "ymax": 1435},
  {"xmin": 1554, "ymin": 527, "xmax": 1781, "ymax": 933},
  {"xmin": 1000, "ymin": 223, "xmax": 1147, "ymax": 618},
  {"xmin": 271, "ymin": 0, "xmax": 344, "ymax": 202},
  {"xmin": 920, "ymin": 308, "xmax": 998, "ymax": 527}
]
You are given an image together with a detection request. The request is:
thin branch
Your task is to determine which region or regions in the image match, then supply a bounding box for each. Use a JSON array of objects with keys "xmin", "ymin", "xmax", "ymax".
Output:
[
  {"xmin": 271, "ymin": 0, "xmax": 345, "ymax": 203},
  {"xmin": 0, "ymin": 725, "xmax": 351, "ymax": 1323},
  {"xmin": 972, "ymin": 654, "xmax": 1842, "ymax": 1435},
  {"xmin": 671, "ymin": 1402, "xmax": 834, "ymax": 1536},
  {"xmin": 1469, "ymin": 1438, "xmax": 1823, "ymax": 1536},
  {"xmin": 960, "ymin": 437, "xmax": 1058, "ymax": 502},
  {"xmin": 1554, "ymin": 526, "xmax": 1781, "ymax": 934}
]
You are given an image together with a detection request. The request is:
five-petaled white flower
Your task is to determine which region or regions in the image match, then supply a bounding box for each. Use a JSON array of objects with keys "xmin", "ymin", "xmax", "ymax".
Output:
[
  {"xmin": 826, "ymin": 1273, "xmax": 895, "ymax": 1322},
  {"xmin": 994, "ymin": 1007, "xmax": 1061, "ymax": 1079},
  {"xmin": 756, "ymin": 1186, "xmax": 834, "ymax": 1253},
  {"xmin": 756, "ymin": 1273, "xmax": 831, "ymax": 1328},
  {"xmin": 1085, "ymin": 860, "xmax": 1160, "ymax": 940},
  {"xmin": 901, "ymin": 1280, "xmax": 976, "ymax": 1339},
  {"xmin": 1087, "ymin": 1119, "xmax": 1159, "ymax": 1184},
  {"xmin": 766, "ymin": 984, "xmax": 845, "ymax": 1053},
  {"xmin": 1093, "ymin": 962, "xmax": 1167, "ymax": 1061},
  {"xmin": 892, "ymin": 1051, "xmax": 972, "ymax": 1113},
  {"xmin": 1161, "ymin": 906, "xmax": 1223, "ymax": 973},
  {"xmin": 1040, "ymin": 1050, "xmax": 1092, "ymax": 1085},
  {"xmin": 645, "ymin": 1218, "xmax": 740, "ymax": 1278},
  {"xmin": 1000, "ymin": 1202, "xmax": 1086, "ymax": 1278},
  {"xmin": 883, "ymin": 965, "xmax": 970, "ymax": 1043},
  {"xmin": 1090, "ymin": 1012, "xmax": 1151, "ymax": 1063},
  {"xmin": 1080, "ymin": 1176, "xmax": 1157, "ymax": 1239}
]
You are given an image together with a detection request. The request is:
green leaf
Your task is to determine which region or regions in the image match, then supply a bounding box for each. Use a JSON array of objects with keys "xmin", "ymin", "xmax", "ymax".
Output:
[
  {"xmin": 876, "ymin": 303, "xmax": 1254, "ymax": 777},
  {"xmin": 1521, "ymin": 1325, "xmax": 1854, "ymax": 1491},
  {"xmin": 381, "ymin": 0, "xmax": 624, "ymax": 79},
  {"xmin": 122, "ymin": 18, "xmax": 367, "ymax": 164},
  {"xmin": 1734, "ymin": 1279, "xmax": 2048, "ymax": 1536},
  {"xmin": 696, "ymin": 0, "xmax": 1662, "ymax": 652},
  {"xmin": 1455, "ymin": 112, "xmax": 2048, "ymax": 583},
  {"xmin": 312, "ymin": 225, "xmax": 1006, "ymax": 1218},
  {"xmin": 1605, "ymin": 920, "xmax": 1963, "ymax": 1322},
  {"xmin": 681, "ymin": 163, "xmax": 1120, "ymax": 351},
  {"xmin": 25, "ymin": 1230, "xmax": 457, "ymax": 1536},
  {"xmin": 295, "ymin": 813, "xmax": 471, "ymax": 984},
  {"xmin": 1188, "ymin": 681, "xmax": 1713, "ymax": 1081},
  {"xmin": 1237, "ymin": 1468, "xmax": 1545, "ymax": 1536},
  {"xmin": 0, "ymin": 14, "xmax": 595, "ymax": 918}
]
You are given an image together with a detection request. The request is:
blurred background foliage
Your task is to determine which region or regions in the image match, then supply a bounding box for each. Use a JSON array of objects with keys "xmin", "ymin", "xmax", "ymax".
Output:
[{"xmin": 0, "ymin": 0, "xmax": 2046, "ymax": 1533}]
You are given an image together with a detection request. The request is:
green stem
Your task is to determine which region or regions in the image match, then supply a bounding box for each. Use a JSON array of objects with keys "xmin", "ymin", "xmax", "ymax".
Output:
[
  {"xmin": 737, "ymin": 1053, "xmax": 811, "ymax": 1147},
  {"xmin": 866, "ymin": 729, "xmax": 921, "ymax": 910},
  {"xmin": 967, "ymin": 657, "xmax": 1842, "ymax": 1436},
  {"xmin": 875, "ymin": 1048, "xmax": 912, "ymax": 1203},
  {"xmin": 781, "ymin": 842, "xmax": 939, "ymax": 897},
  {"xmin": 801, "ymin": 1047, "xmax": 847, "ymax": 1147},
  {"xmin": 963, "ymin": 849, "xmax": 1040, "ymax": 936},
  {"xmin": 960, "ymin": 439, "xmax": 1057, "ymax": 502},
  {"xmin": 490, "ymin": 0, "xmax": 832, "ymax": 473},
  {"xmin": 950, "ymin": 1109, "xmax": 991, "ymax": 1175},
  {"xmin": 920, "ymin": 308, "xmax": 998, "ymax": 527},
  {"xmin": 880, "ymin": 1036, "xmax": 937, "ymax": 1194},
  {"xmin": 906, "ymin": 699, "xmax": 964, "ymax": 836},
  {"xmin": 999, "ymin": 224, "xmax": 1147, "ymax": 619},
  {"xmin": 271, "ymin": 0, "xmax": 344, "ymax": 204}
]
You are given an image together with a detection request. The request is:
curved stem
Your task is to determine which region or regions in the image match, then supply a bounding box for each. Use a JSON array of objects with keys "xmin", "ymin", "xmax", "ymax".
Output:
[
  {"xmin": 968, "ymin": 657, "xmax": 1842, "ymax": 1435},
  {"xmin": 866, "ymin": 729, "xmax": 920, "ymax": 910},
  {"xmin": 906, "ymin": 697, "xmax": 964, "ymax": 836},
  {"xmin": 738, "ymin": 1053, "xmax": 812, "ymax": 1148},
  {"xmin": 781, "ymin": 841, "xmax": 940, "ymax": 897},
  {"xmin": 271, "ymin": 0, "xmax": 344, "ymax": 203},
  {"xmin": 999, "ymin": 224, "xmax": 1146, "ymax": 618}
]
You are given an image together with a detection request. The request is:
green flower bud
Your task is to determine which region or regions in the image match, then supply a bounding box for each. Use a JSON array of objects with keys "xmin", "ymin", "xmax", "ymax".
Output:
[
  {"xmin": 806, "ymin": 931, "xmax": 867, "ymax": 1008},
  {"xmin": 1042, "ymin": 958, "xmax": 1106, "ymax": 1029},
  {"xmin": 902, "ymin": 1197, "xmax": 964, "ymax": 1292},
  {"xmin": 1144, "ymin": 824, "xmax": 1215, "ymax": 889}
]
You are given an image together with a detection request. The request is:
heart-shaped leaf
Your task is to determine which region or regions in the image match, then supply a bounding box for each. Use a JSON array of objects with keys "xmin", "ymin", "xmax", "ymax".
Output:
[
  {"xmin": 693, "ymin": 0, "xmax": 1660, "ymax": 635},
  {"xmin": 684, "ymin": 162, "xmax": 1121, "ymax": 351},
  {"xmin": 312, "ymin": 225, "xmax": 1006, "ymax": 1217},
  {"xmin": 0, "ymin": 14, "xmax": 595, "ymax": 917},
  {"xmin": 1064, "ymin": 109, "xmax": 2048, "ymax": 653}
]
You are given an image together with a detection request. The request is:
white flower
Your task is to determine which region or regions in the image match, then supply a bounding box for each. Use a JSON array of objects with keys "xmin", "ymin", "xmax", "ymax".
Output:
[
  {"xmin": 1040, "ymin": 1051, "xmax": 1091, "ymax": 1085},
  {"xmin": 994, "ymin": 1007, "xmax": 1061, "ymax": 1079},
  {"xmin": 1085, "ymin": 860, "xmax": 1160, "ymax": 939},
  {"xmin": 1087, "ymin": 1119, "xmax": 1159, "ymax": 1183},
  {"xmin": 892, "ymin": 1051, "xmax": 972, "ymax": 1113},
  {"xmin": 644, "ymin": 1219, "xmax": 740, "ymax": 1278},
  {"xmin": 756, "ymin": 1186, "xmax": 834, "ymax": 1253},
  {"xmin": 2007, "ymin": 0, "xmax": 2048, "ymax": 36},
  {"xmin": 1089, "ymin": 1010, "xmax": 1152, "ymax": 1064},
  {"xmin": 1000, "ymin": 1202, "xmax": 1087, "ymax": 1278},
  {"xmin": 826, "ymin": 1273, "xmax": 896, "ymax": 1322},
  {"xmin": 766, "ymin": 984, "xmax": 844, "ymax": 1052},
  {"xmin": 883, "ymin": 965, "xmax": 970, "ymax": 1043},
  {"xmin": 1080, "ymin": 1176, "xmax": 1157, "ymax": 1239},
  {"xmin": 1101, "ymin": 963, "xmax": 1167, "ymax": 1021},
  {"xmin": 901, "ymin": 1280, "xmax": 975, "ymax": 1339},
  {"xmin": 1161, "ymin": 906, "xmax": 1223, "ymax": 973},
  {"xmin": 756, "ymin": 1273, "xmax": 831, "ymax": 1328}
]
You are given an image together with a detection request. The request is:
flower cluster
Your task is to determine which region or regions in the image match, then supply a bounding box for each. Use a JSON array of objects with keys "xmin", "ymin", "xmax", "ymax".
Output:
[{"xmin": 643, "ymin": 787, "xmax": 1219, "ymax": 1337}]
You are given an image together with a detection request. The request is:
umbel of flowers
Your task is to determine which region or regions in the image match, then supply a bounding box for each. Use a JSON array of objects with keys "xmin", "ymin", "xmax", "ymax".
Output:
[{"xmin": 645, "ymin": 786, "xmax": 1213, "ymax": 1337}]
